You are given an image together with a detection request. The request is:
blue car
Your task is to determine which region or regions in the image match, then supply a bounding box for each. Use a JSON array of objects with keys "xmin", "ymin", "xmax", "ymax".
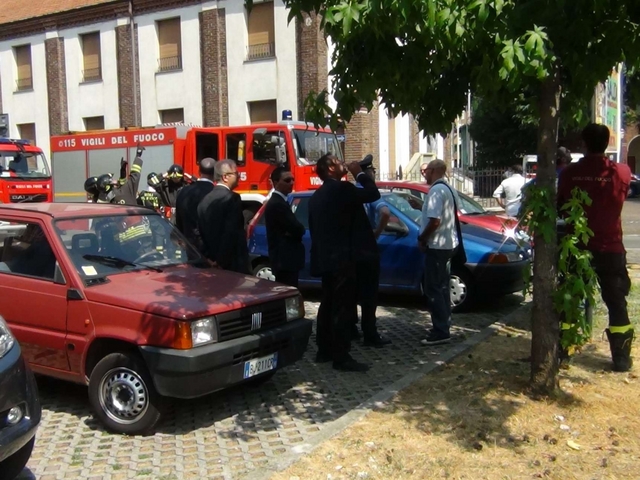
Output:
[{"xmin": 247, "ymin": 192, "xmax": 531, "ymax": 312}]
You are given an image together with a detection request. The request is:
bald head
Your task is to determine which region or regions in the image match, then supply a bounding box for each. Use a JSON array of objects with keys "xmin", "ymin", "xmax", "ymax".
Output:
[
  {"xmin": 199, "ymin": 158, "xmax": 216, "ymax": 179},
  {"xmin": 424, "ymin": 159, "xmax": 447, "ymax": 185}
]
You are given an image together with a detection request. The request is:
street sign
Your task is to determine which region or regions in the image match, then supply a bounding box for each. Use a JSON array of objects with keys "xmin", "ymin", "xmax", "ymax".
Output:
[{"xmin": 336, "ymin": 134, "xmax": 346, "ymax": 142}]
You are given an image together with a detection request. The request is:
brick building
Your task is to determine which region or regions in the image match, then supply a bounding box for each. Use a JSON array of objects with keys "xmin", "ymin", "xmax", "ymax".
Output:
[{"xmin": 0, "ymin": 0, "xmax": 440, "ymax": 176}]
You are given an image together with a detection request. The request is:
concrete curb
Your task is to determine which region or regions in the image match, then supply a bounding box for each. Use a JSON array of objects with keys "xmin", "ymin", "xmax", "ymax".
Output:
[{"xmin": 245, "ymin": 301, "xmax": 532, "ymax": 480}]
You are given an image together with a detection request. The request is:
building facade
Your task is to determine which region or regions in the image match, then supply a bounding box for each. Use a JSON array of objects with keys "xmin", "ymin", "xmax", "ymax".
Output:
[{"xmin": 0, "ymin": 0, "xmax": 437, "ymax": 176}]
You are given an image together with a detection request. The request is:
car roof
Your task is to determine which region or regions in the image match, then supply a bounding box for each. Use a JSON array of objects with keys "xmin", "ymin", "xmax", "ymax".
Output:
[
  {"xmin": 0, "ymin": 203, "xmax": 153, "ymax": 219},
  {"xmin": 377, "ymin": 180, "xmax": 429, "ymax": 190}
]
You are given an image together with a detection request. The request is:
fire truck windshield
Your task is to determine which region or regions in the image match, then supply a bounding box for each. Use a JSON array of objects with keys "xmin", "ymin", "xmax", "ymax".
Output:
[
  {"xmin": 292, "ymin": 130, "xmax": 343, "ymax": 166},
  {"xmin": 0, "ymin": 151, "xmax": 51, "ymax": 179}
]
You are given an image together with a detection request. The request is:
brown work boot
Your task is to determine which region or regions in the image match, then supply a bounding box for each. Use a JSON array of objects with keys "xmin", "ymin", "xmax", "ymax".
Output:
[{"xmin": 605, "ymin": 328, "xmax": 634, "ymax": 372}]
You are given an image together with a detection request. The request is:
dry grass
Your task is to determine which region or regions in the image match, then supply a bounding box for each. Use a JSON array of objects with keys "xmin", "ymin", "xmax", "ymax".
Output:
[{"xmin": 275, "ymin": 282, "xmax": 640, "ymax": 480}]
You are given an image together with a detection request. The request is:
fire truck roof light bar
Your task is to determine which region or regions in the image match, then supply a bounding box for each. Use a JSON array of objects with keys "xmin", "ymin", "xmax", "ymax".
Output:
[{"xmin": 0, "ymin": 138, "xmax": 30, "ymax": 145}]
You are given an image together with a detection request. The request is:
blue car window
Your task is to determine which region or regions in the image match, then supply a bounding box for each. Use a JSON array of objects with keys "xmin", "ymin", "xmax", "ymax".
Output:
[{"xmin": 291, "ymin": 197, "xmax": 310, "ymax": 229}]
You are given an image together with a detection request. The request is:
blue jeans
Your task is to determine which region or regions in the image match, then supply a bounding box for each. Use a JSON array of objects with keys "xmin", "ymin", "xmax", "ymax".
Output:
[{"xmin": 424, "ymin": 248, "xmax": 454, "ymax": 336}]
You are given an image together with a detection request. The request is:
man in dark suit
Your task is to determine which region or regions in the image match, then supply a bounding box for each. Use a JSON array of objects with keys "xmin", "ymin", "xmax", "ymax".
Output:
[
  {"xmin": 175, "ymin": 158, "xmax": 216, "ymax": 255},
  {"xmin": 264, "ymin": 167, "xmax": 305, "ymax": 287},
  {"xmin": 197, "ymin": 159, "xmax": 250, "ymax": 274},
  {"xmin": 309, "ymin": 154, "xmax": 380, "ymax": 372}
]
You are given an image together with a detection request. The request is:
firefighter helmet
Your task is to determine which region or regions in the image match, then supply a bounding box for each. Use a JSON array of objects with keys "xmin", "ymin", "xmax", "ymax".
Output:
[
  {"xmin": 167, "ymin": 164, "xmax": 184, "ymax": 178},
  {"xmin": 96, "ymin": 173, "xmax": 115, "ymax": 193},
  {"xmin": 147, "ymin": 172, "xmax": 162, "ymax": 188},
  {"xmin": 84, "ymin": 176, "xmax": 100, "ymax": 196}
]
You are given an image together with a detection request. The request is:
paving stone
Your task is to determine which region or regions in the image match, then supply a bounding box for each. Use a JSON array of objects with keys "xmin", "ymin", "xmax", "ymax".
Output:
[{"xmin": 24, "ymin": 295, "xmax": 524, "ymax": 479}]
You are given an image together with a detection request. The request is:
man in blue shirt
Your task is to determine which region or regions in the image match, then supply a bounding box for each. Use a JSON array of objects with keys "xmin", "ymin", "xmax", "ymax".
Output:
[{"xmin": 354, "ymin": 155, "xmax": 392, "ymax": 347}]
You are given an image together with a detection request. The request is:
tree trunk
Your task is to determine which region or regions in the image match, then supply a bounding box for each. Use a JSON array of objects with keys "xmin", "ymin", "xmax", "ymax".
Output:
[{"xmin": 530, "ymin": 69, "xmax": 562, "ymax": 395}]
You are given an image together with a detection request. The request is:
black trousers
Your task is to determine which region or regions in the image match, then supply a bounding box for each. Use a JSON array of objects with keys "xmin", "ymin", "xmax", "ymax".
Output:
[
  {"xmin": 316, "ymin": 266, "xmax": 357, "ymax": 363},
  {"xmin": 275, "ymin": 270, "xmax": 299, "ymax": 288},
  {"xmin": 355, "ymin": 259, "xmax": 380, "ymax": 339},
  {"xmin": 591, "ymin": 252, "xmax": 631, "ymax": 328}
]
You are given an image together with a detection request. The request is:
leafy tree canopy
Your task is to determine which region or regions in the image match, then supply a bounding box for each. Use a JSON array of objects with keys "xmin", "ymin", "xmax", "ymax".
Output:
[{"xmin": 279, "ymin": 0, "xmax": 640, "ymax": 135}]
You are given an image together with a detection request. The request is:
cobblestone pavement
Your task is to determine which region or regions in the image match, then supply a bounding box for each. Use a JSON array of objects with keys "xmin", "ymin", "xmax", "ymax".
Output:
[{"xmin": 19, "ymin": 294, "xmax": 526, "ymax": 480}]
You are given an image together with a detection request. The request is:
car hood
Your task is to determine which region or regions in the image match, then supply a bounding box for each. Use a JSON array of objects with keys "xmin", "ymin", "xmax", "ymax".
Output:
[
  {"xmin": 83, "ymin": 265, "xmax": 298, "ymax": 319},
  {"xmin": 460, "ymin": 223, "xmax": 520, "ymax": 252},
  {"xmin": 461, "ymin": 213, "xmax": 517, "ymax": 234}
]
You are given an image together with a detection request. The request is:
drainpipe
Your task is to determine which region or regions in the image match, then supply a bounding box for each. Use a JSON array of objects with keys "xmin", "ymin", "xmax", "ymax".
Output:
[{"xmin": 129, "ymin": 0, "xmax": 139, "ymax": 126}]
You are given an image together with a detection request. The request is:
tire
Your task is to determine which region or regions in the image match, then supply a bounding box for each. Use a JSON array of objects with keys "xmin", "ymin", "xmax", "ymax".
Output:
[
  {"xmin": 0, "ymin": 436, "xmax": 35, "ymax": 480},
  {"xmin": 88, "ymin": 352, "xmax": 163, "ymax": 435},
  {"xmin": 253, "ymin": 262, "xmax": 275, "ymax": 282},
  {"xmin": 450, "ymin": 267, "xmax": 475, "ymax": 313}
]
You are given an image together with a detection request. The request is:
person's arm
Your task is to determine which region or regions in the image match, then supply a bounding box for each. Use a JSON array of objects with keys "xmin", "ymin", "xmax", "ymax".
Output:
[
  {"xmin": 374, "ymin": 205, "xmax": 391, "ymax": 239},
  {"xmin": 347, "ymin": 162, "xmax": 381, "ymax": 203},
  {"xmin": 216, "ymin": 194, "xmax": 243, "ymax": 267},
  {"xmin": 417, "ymin": 188, "xmax": 444, "ymax": 246},
  {"xmin": 493, "ymin": 182, "xmax": 506, "ymax": 209},
  {"xmin": 276, "ymin": 201, "xmax": 306, "ymax": 239}
]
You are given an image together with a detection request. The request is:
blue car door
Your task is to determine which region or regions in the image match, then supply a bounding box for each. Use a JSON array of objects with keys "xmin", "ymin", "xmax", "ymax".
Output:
[
  {"xmin": 376, "ymin": 202, "xmax": 424, "ymax": 290},
  {"xmin": 289, "ymin": 196, "xmax": 318, "ymax": 286}
]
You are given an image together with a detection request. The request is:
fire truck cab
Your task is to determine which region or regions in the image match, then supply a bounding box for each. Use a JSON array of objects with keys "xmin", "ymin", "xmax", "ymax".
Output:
[
  {"xmin": 0, "ymin": 138, "xmax": 52, "ymax": 204},
  {"xmin": 50, "ymin": 113, "xmax": 342, "ymax": 219}
]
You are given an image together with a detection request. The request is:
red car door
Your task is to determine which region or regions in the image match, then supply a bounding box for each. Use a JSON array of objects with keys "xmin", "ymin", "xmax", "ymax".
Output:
[{"xmin": 0, "ymin": 219, "xmax": 70, "ymax": 372}]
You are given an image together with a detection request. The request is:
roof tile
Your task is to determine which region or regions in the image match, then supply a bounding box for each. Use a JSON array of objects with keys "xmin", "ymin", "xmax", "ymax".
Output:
[{"xmin": 0, "ymin": 0, "xmax": 118, "ymax": 26}]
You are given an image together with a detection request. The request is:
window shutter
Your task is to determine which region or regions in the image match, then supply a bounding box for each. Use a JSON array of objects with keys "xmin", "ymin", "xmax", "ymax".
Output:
[
  {"xmin": 247, "ymin": 2, "xmax": 274, "ymax": 47},
  {"xmin": 249, "ymin": 100, "xmax": 277, "ymax": 124},
  {"xmin": 18, "ymin": 123, "xmax": 36, "ymax": 144},
  {"xmin": 158, "ymin": 18, "xmax": 181, "ymax": 59},
  {"xmin": 82, "ymin": 33, "xmax": 101, "ymax": 72},
  {"xmin": 15, "ymin": 45, "xmax": 32, "ymax": 82}
]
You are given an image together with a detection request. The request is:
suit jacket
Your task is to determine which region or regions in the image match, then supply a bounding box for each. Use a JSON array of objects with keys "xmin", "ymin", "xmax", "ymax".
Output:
[
  {"xmin": 175, "ymin": 180, "xmax": 214, "ymax": 253},
  {"xmin": 264, "ymin": 193, "xmax": 306, "ymax": 272},
  {"xmin": 309, "ymin": 174, "xmax": 380, "ymax": 276},
  {"xmin": 197, "ymin": 185, "xmax": 250, "ymax": 274}
]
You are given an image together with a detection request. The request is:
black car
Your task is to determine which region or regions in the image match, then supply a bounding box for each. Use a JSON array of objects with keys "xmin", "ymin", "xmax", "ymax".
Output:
[{"xmin": 0, "ymin": 315, "xmax": 40, "ymax": 480}]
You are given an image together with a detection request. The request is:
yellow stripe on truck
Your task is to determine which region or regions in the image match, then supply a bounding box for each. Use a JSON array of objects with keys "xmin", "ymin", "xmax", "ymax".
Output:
[{"xmin": 56, "ymin": 192, "xmax": 87, "ymax": 197}]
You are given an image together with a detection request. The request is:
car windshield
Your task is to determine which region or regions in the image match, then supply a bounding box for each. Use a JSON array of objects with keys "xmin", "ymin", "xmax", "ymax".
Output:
[
  {"xmin": 54, "ymin": 214, "xmax": 202, "ymax": 281},
  {"xmin": 457, "ymin": 191, "xmax": 485, "ymax": 214},
  {"xmin": 0, "ymin": 150, "xmax": 51, "ymax": 179},
  {"xmin": 292, "ymin": 129, "xmax": 343, "ymax": 166},
  {"xmin": 382, "ymin": 193, "xmax": 422, "ymax": 225}
]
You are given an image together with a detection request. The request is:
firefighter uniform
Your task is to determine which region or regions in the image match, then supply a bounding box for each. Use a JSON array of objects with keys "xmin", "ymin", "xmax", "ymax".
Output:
[
  {"xmin": 111, "ymin": 156, "xmax": 143, "ymax": 205},
  {"xmin": 558, "ymin": 151, "xmax": 633, "ymax": 372}
]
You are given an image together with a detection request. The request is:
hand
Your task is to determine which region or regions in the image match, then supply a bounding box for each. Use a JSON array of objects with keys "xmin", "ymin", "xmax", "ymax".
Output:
[
  {"xmin": 136, "ymin": 143, "xmax": 146, "ymax": 157},
  {"xmin": 417, "ymin": 238, "xmax": 427, "ymax": 253},
  {"xmin": 120, "ymin": 157, "xmax": 126, "ymax": 166},
  {"xmin": 347, "ymin": 161, "xmax": 363, "ymax": 177}
]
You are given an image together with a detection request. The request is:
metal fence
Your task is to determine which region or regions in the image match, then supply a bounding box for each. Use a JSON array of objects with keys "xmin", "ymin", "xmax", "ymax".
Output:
[{"xmin": 377, "ymin": 167, "xmax": 507, "ymax": 209}]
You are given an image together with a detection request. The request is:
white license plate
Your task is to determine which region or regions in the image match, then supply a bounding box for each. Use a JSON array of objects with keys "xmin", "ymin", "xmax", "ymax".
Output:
[{"xmin": 243, "ymin": 352, "xmax": 278, "ymax": 379}]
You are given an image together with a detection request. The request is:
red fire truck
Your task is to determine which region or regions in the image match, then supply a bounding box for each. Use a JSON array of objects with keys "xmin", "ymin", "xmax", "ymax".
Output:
[
  {"xmin": 50, "ymin": 117, "xmax": 342, "ymax": 218},
  {"xmin": 0, "ymin": 138, "xmax": 53, "ymax": 204}
]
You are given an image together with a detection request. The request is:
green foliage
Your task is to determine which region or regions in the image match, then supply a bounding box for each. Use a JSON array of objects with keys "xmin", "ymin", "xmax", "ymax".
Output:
[
  {"xmin": 520, "ymin": 186, "xmax": 598, "ymax": 353},
  {"xmin": 556, "ymin": 188, "xmax": 598, "ymax": 353},
  {"xmin": 281, "ymin": 0, "xmax": 640, "ymax": 135}
]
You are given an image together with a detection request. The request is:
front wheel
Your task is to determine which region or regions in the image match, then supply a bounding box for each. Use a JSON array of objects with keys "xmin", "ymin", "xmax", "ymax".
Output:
[
  {"xmin": 450, "ymin": 267, "xmax": 475, "ymax": 313},
  {"xmin": 0, "ymin": 437, "xmax": 35, "ymax": 480},
  {"xmin": 88, "ymin": 352, "xmax": 163, "ymax": 435}
]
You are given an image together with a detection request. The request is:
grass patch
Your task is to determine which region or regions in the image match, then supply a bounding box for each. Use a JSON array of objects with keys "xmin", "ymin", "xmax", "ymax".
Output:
[
  {"xmin": 276, "ymin": 281, "xmax": 640, "ymax": 480},
  {"xmin": 136, "ymin": 469, "xmax": 153, "ymax": 476}
]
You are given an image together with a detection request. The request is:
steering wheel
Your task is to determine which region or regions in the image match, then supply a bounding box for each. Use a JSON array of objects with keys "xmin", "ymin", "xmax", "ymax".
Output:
[{"xmin": 134, "ymin": 250, "xmax": 165, "ymax": 264}]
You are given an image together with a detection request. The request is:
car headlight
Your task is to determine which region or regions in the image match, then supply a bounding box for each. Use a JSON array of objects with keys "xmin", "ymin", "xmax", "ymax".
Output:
[
  {"xmin": 285, "ymin": 295, "xmax": 305, "ymax": 321},
  {"xmin": 0, "ymin": 316, "xmax": 15, "ymax": 359},
  {"xmin": 191, "ymin": 317, "xmax": 218, "ymax": 346}
]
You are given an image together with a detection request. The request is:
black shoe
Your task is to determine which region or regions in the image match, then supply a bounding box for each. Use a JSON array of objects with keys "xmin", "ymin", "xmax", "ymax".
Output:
[
  {"xmin": 420, "ymin": 332, "xmax": 451, "ymax": 346},
  {"xmin": 333, "ymin": 359, "xmax": 370, "ymax": 372},
  {"xmin": 315, "ymin": 351, "xmax": 332, "ymax": 363},
  {"xmin": 351, "ymin": 325, "xmax": 361, "ymax": 340},
  {"xmin": 363, "ymin": 335, "xmax": 392, "ymax": 348}
]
